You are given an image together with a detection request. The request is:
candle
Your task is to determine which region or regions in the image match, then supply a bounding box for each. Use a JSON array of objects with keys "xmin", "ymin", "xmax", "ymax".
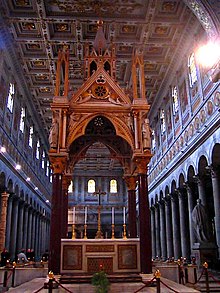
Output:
[
  {"xmin": 123, "ymin": 207, "xmax": 126, "ymax": 224},
  {"xmin": 112, "ymin": 207, "xmax": 114, "ymax": 224},
  {"xmin": 73, "ymin": 207, "xmax": 75, "ymax": 224},
  {"xmin": 85, "ymin": 206, "xmax": 87, "ymax": 224}
]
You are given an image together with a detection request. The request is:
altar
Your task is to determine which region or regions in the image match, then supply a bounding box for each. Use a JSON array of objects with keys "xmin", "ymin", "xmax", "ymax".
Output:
[{"xmin": 60, "ymin": 238, "xmax": 140, "ymax": 274}]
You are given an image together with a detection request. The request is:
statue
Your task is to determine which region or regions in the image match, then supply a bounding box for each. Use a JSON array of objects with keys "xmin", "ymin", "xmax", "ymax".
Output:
[
  {"xmin": 142, "ymin": 118, "xmax": 152, "ymax": 149},
  {"xmin": 192, "ymin": 199, "xmax": 212, "ymax": 243},
  {"xmin": 49, "ymin": 118, "xmax": 59, "ymax": 148}
]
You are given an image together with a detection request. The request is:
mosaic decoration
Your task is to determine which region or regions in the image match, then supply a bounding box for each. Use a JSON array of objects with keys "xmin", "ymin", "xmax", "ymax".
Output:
[
  {"xmin": 62, "ymin": 245, "xmax": 82, "ymax": 270},
  {"xmin": 87, "ymin": 257, "xmax": 113, "ymax": 273},
  {"xmin": 118, "ymin": 244, "xmax": 137, "ymax": 269}
]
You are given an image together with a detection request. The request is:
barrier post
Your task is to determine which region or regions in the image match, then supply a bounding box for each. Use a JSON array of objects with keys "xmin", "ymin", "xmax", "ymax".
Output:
[
  {"xmin": 155, "ymin": 269, "xmax": 161, "ymax": 293},
  {"xmin": 11, "ymin": 262, "xmax": 16, "ymax": 287},
  {"xmin": 3, "ymin": 270, "xmax": 8, "ymax": 288},
  {"xmin": 203, "ymin": 262, "xmax": 210, "ymax": 293},
  {"xmin": 48, "ymin": 271, "xmax": 54, "ymax": 293}
]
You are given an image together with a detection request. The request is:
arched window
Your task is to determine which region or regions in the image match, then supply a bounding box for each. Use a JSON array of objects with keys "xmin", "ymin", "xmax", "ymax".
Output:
[
  {"xmin": 41, "ymin": 150, "xmax": 45, "ymax": 168},
  {"xmin": 7, "ymin": 83, "xmax": 14, "ymax": 112},
  {"xmin": 36, "ymin": 140, "xmax": 40, "ymax": 159},
  {"xmin": 188, "ymin": 52, "xmax": 197, "ymax": 87},
  {"xmin": 88, "ymin": 179, "xmax": 95, "ymax": 193},
  {"xmin": 110, "ymin": 179, "xmax": 117, "ymax": 193},
  {"xmin": 160, "ymin": 109, "xmax": 166, "ymax": 134},
  {"xmin": 172, "ymin": 86, "xmax": 179, "ymax": 115},
  {"xmin": 20, "ymin": 108, "xmax": 25, "ymax": 132},
  {"xmin": 46, "ymin": 160, "xmax": 50, "ymax": 177},
  {"xmin": 151, "ymin": 130, "xmax": 156, "ymax": 150},
  {"xmin": 29, "ymin": 126, "xmax": 34, "ymax": 147}
]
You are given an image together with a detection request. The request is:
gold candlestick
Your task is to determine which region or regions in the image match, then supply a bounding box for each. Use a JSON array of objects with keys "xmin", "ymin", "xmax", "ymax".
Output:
[
  {"xmin": 95, "ymin": 205, "xmax": 103, "ymax": 239},
  {"xmin": 72, "ymin": 224, "xmax": 76, "ymax": 239},
  {"xmin": 111, "ymin": 224, "xmax": 115, "ymax": 239},
  {"xmin": 123, "ymin": 224, "xmax": 127, "ymax": 239},
  {"xmin": 84, "ymin": 224, "xmax": 87, "ymax": 239}
]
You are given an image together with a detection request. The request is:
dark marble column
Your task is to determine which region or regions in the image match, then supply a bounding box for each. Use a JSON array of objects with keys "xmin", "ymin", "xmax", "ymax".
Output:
[
  {"xmin": 10, "ymin": 198, "xmax": 19, "ymax": 259},
  {"xmin": 124, "ymin": 176, "xmax": 137, "ymax": 238},
  {"xmin": 159, "ymin": 200, "xmax": 167, "ymax": 260},
  {"xmin": 49, "ymin": 173, "xmax": 63, "ymax": 273},
  {"xmin": 5, "ymin": 196, "xmax": 13, "ymax": 250},
  {"xmin": 164, "ymin": 196, "xmax": 173, "ymax": 259},
  {"xmin": 135, "ymin": 156, "xmax": 152, "ymax": 273},
  {"xmin": 150, "ymin": 206, "xmax": 156, "ymax": 259},
  {"xmin": 17, "ymin": 201, "xmax": 24, "ymax": 251},
  {"xmin": 155, "ymin": 203, "xmax": 161, "ymax": 258},
  {"xmin": 22, "ymin": 205, "xmax": 29, "ymax": 250},
  {"xmin": 184, "ymin": 183, "xmax": 195, "ymax": 252},
  {"xmin": 171, "ymin": 193, "xmax": 181, "ymax": 260}
]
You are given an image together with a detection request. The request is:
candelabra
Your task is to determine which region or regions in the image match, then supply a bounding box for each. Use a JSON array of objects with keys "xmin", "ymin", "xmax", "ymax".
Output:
[
  {"xmin": 95, "ymin": 205, "xmax": 103, "ymax": 239},
  {"xmin": 123, "ymin": 224, "xmax": 127, "ymax": 239},
  {"xmin": 111, "ymin": 224, "xmax": 115, "ymax": 239},
  {"xmin": 84, "ymin": 224, "xmax": 87, "ymax": 239},
  {"xmin": 72, "ymin": 224, "xmax": 76, "ymax": 239}
]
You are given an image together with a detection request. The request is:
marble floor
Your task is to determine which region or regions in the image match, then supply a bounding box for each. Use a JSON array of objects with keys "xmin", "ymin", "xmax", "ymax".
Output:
[{"xmin": 6, "ymin": 277, "xmax": 200, "ymax": 293}]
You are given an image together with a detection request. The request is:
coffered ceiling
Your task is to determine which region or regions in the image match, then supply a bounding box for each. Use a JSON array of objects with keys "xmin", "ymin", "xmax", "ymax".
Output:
[{"xmin": 0, "ymin": 0, "xmax": 207, "ymax": 136}]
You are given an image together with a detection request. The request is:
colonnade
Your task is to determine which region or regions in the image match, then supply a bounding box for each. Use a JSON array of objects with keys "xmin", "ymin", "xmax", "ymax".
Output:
[
  {"xmin": 150, "ymin": 166, "xmax": 220, "ymax": 261},
  {"xmin": 0, "ymin": 192, "xmax": 50, "ymax": 261}
]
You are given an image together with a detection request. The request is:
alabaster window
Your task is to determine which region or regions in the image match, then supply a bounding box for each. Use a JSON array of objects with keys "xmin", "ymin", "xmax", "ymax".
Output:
[
  {"xmin": 88, "ymin": 179, "xmax": 95, "ymax": 193},
  {"xmin": 41, "ymin": 150, "xmax": 45, "ymax": 168},
  {"xmin": 20, "ymin": 108, "xmax": 25, "ymax": 133},
  {"xmin": 188, "ymin": 52, "xmax": 198, "ymax": 87},
  {"xmin": 29, "ymin": 126, "xmax": 34, "ymax": 147},
  {"xmin": 160, "ymin": 109, "xmax": 166, "ymax": 134},
  {"xmin": 172, "ymin": 86, "xmax": 179, "ymax": 115},
  {"xmin": 68, "ymin": 181, "xmax": 73, "ymax": 193},
  {"xmin": 36, "ymin": 140, "xmax": 40, "ymax": 159},
  {"xmin": 110, "ymin": 179, "xmax": 117, "ymax": 193},
  {"xmin": 7, "ymin": 83, "xmax": 14, "ymax": 112},
  {"xmin": 46, "ymin": 160, "xmax": 50, "ymax": 177},
  {"xmin": 151, "ymin": 130, "xmax": 156, "ymax": 150}
]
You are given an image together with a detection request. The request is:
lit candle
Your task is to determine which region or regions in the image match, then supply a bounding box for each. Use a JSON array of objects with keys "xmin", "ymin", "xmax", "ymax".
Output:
[
  {"xmin": 123, "ymin": 207, "xmax": 126, "ymax": 224},
  {"xmin": 112, "ymin": 207, "xmax": 114, "ymax": 225},
  {"xmin": 73, "ymin": 207, "xmax": 76, "ymax": 224},
  {"xmin": 85, "ymin": 206, "xmax": 87, "ymax": 224}
]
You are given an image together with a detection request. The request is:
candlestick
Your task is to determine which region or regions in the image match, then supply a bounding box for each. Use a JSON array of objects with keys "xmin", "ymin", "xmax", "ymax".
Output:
[
  {"xmin": 85, "ymin": 206, "xmax": 87, "ymax": 224},
  {"xmin": 73, "ymin": 207, "xmax": 76, "ymax": 224},
  {"xmin": 84, "ymin": 224, "xmax": 87, "ymax": 239},
  {"xmin": 112, "ymin": 207, "xmax": 114, "ymax": 224},
  {"xmin": 123, "ymin": 224, "xmax": 127, "ymax": 239},
  {"xmin": 72, "ymin": 224, "xmax": 76, "ymax": 239},
  {"xmin": 123, "ymin": 206, "xmax": 126, "ymax": 224},
  {"xmin": 111, "ymin": 224, "xmax": 115, "ymax": 239}
]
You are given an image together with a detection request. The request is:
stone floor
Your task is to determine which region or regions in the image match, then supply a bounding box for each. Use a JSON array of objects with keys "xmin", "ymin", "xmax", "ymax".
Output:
[{"xmin": 6, "ymin": 276, "xmax": 200, "ymax": 293}]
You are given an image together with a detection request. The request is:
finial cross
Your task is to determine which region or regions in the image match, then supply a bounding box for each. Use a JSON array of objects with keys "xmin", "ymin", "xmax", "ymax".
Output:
[{"xmin": 93, "ymin": 189, "xmax": 106, "ymax": 205}]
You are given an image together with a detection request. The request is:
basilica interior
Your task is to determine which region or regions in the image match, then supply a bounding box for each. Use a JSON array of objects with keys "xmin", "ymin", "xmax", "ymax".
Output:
[{"xmin": 0, "ymin": 0, "xmax": 220, "ymax": 288}]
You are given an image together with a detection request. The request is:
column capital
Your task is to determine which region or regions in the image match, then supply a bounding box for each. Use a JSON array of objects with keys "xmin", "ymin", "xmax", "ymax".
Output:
[
  {"xmin": 133, "ymin": 155, "xmax": 151, "ymax": 174},
  {"xmin": 123, "ymin": 175, "xmax": 137, "ymax": 190},
  {"xmin": 1, "ymin": 191, "xmax": 9, "ymax": 198},
  {"xmin": 49, "ymin": 154, "xmax": 68, "ymax": 174},
  {"xmin": 206, "ymin": 165, "xmax": 219, "ymax": 178}
]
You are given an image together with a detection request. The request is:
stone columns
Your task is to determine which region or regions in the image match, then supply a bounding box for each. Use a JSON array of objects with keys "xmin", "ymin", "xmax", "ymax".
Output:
[
  {"xmin": 22, "ymin": 205, "xmax": 29, "ymax": 250},
  {"xmin": 150, "ymin": 207, "xmax": 156, "ymax": 259},
  {"xmin": 0, "ymin": 192, "xmax": 9, "ymax": 252},
  {"xmin": 194, "ymin": 175, "xmax": 206, "ymax": 206},
  {"xmin": 159, "ymin": 200, "xmax": 167, "ymax": 260},
  {"xmin": 184, "ymin": 183, "xmax": 196, "ymax": 251},
  {"xmin": 155, "ymin": 203, "xmax": 161, "ymax": 257},
  {"xmin": 10, "ymin": 199, "xmax": 19, "ymax": 259},
  {"xmin": 177, "ymin": 189, "xmax": 190, "ymax": 260},
  {"xmin": 164, "ymin": 196, "xmax": 173, "ymax": 258},
  {"xmin": 171, "ymin": 194, "xmax": 181, "ymax": 259},
  {"xmin": 134, "ymin": 156, "xmax": 152, "ymax": 273},
  {"xmin": 17, "ymin": 202, "xmax": 24, "ymax": 251},
  {"xmin": 48, "ymin": 155, "xmax": 67, "ymax": 274},
  {"xmin": 210, "ymin": 167, "xmax": 220, "ymax": 257},
  {"xmin": 124, "ymin": 176, "xmax": 137, "ymax": 238},
  {"xmin": 5, "ymin": 196, "xmax": 13, "ymax": 250},
  {"xmin": 27, "ymin": 208, "xmax": 33, "ymax": 249}
]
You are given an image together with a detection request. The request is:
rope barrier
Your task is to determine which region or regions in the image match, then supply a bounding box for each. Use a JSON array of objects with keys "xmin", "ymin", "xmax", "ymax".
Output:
[
  {"xmin": 208, "ymin": 271, "xmax": 220, "ymax": 285},
  {"xmin": 32, "ymin": 285, "xmax": 45, "ymax": 293},
  {"xmin": 133, "ymin": 276, "xmax": 156, "ymax": 293},
  {"xmin": 54, "ymin": 279, "xmax": 74, "ymax": 293},
  {"xmin": 160, "ymin": 279, "xmax": 180, "ymax": 293}
]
